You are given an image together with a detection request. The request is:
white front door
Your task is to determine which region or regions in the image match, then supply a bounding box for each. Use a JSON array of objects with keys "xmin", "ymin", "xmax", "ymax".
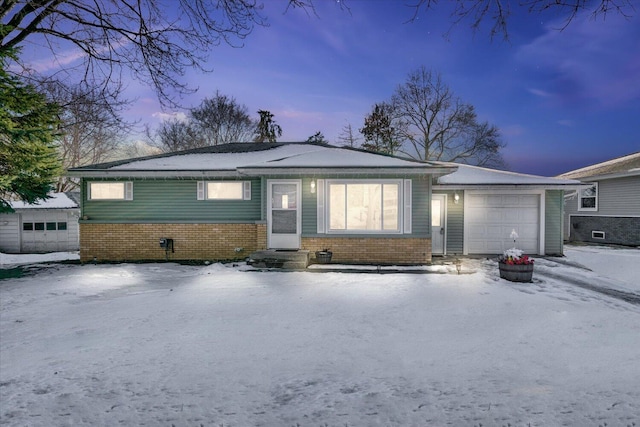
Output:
[
  {"xmin": 267, "ymin": 180, "xmax": 301, "ymax": 249},
  {"xmin": 431, "ymin": 194, "xmax": 446, "ymax": 255}
]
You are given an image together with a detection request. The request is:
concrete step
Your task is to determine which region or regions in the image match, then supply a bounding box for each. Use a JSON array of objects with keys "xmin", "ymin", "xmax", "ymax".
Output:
[{"xmin": 248, "ymin": 250, "xmax": 310, "ymax": 269}]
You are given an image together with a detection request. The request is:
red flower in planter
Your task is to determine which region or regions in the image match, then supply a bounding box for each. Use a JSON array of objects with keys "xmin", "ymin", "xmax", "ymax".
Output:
[{"xmin": 502, "ymin": 248, "xmax": 534, "ymax": 265}]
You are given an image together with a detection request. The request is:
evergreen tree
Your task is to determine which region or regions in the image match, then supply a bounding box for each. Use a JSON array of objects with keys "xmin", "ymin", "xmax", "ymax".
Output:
[
  {"xmin": 360, "ymin": 103, "xmax": 402, "ymax": 155},
  {"xmin": 305, "ymin": 131, "xmax": 328, "ymax": 144},
  {"xmin": 0, "ymin": 40, "xmax": 61, "ymax": 213},
  {"xmin": 254, "ymin": 110, "xmax": 282, "ymax": 143}
]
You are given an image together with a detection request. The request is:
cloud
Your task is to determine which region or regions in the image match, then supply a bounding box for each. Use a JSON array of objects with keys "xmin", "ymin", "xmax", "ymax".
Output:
[
  {"xmin": 528, "ymin": 88, "xmax": 553, "ymax": 98},
  {"xmin": 152, "ymin": 111, "xmax": 188, "ymax": 122},
  {"xmin": 516, "ymin": 11, "xmax": 640, "ymax": 109}
]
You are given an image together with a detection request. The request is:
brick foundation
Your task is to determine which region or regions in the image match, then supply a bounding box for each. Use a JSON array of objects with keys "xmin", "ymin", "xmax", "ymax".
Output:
[
  {"xmin": 302, "ymin": 237, "xmax": 432, "ymax": 264},
  {"xmin": 79, "ymin": 223, "xmax": 266, "ymax": 262},
  {"xmin": 80, "ymin": 223, "xmax": 431, "ymax": 264}
]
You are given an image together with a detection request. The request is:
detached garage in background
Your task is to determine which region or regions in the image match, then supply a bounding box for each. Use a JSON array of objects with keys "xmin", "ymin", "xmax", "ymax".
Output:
[{"xmin": 0, "ymin": 193, "xmax": 80, "ymax": 253}]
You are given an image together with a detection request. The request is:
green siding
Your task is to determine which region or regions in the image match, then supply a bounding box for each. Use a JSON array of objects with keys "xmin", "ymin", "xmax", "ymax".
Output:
[
  {"xmin": 446, "ymin": 191, "xmax": 464, "ymax": 254},
  {"xmin": 82, "ymin": 178, "xmax": 262, "ymax": 222},
  {"xmin": 545, "ymin": 190, "xmax": 564, "ymax": 255},
  {"xmin": 433, "ymin": 190, "xmax": 464, "ymax": 255}
]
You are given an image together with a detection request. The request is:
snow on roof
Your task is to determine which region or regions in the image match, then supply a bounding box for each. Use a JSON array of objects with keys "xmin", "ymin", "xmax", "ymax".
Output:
[
  {"xmin": 109, "ymin": 143, "xmax": 429, "ymax": 170},
  {"xmin": 435, "ymin": 162, "xmax": 583, "ymax": 186},
  {"xmin": 9, "ymin": 193, "xmax": 79, "ymax": 210},
  {"xmin": 557, "ymin": 151, "xmax": 640, "ymax": 180}
]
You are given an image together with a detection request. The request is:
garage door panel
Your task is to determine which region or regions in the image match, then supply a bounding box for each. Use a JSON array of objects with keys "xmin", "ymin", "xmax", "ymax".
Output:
[{"xmin": 466, "ymin": 193, "xmax": 540, "ymax": 254}]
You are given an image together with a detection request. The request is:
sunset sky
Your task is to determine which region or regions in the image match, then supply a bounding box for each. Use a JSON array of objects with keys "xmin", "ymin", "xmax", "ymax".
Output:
[{"xmin": 22, "ymin": 1, "xmax": 640, "ymax": 176}]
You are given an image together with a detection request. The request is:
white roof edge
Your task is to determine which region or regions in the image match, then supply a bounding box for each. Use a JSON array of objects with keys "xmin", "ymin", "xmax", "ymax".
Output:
[
  {"xmin": 66, "ymin": 170, "xmax": 243, "ymax": 178},
  {"xmin": 432, "ymin": 184, "xmax": 588, "ymax": 191},
  {"xmin": 557, "ymin": 151, "xmax": 640, "ymax": 178},
  {"xmin": 238, "ymin": 166, "xmax": 454, "ymax": 176},
  {"xmin": 566, "ymin": 169, "xmax": 640, "ymax": 181}
]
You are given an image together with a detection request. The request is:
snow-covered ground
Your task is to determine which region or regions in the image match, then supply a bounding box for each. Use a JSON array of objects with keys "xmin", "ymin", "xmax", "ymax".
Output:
[{"xmin": 1, "ymin": 246, "xmax": 639, "ymax": 426}]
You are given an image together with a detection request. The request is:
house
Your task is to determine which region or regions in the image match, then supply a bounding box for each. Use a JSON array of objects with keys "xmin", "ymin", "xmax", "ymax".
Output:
[
  {"xmin": 67, "ymin": 142, "xmax": 582, "ymax": 265},
  {"xmin": 557, "ymin": 152, "xmax": 640, "ymax": 246},
  {"xmin": 0, "ymin": 192, "xmax": 80, "ymax": 253}
]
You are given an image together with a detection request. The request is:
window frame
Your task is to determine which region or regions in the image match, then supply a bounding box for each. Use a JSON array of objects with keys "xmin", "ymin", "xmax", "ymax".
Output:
[
  {"xmin": 578, "ymin": 183, "xmax": 598, "ymax": 212},
  {"xmin": 324, "ymin": 179, "xmax": 404, "ymax": 235},
  {"xmin": 88, "ymin": 181, "xmax": 133, "ymax": 201},
  {"xmin": 197, "ymin": 181, "xmax": 251, "ymax": 201}
]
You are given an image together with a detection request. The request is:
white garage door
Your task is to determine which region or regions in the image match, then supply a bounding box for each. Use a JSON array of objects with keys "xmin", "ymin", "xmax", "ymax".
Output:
[
  {"xmin": 466, "ymin": 193, "xmax": 540, "ymax": 254},
  {"xmin": 21, "ymin": 211, "xmax": 76, "ymax": 253}
]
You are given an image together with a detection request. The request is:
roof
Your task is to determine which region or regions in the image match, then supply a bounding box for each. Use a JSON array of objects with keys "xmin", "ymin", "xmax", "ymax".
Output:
[
  {"xmin": 8, "ymin": 192, "xmax": 79, "ymax": 210},
  {"xmin": 67, "ymin": 142, "xmax": 455, "ymax": 177},
  {"xmin": 557, "ymin": 151, "xmax": 640, "ymax": 180},
  {"xmin": 433, "ymin": 162, "xmax": 583, "ymax": 189}
]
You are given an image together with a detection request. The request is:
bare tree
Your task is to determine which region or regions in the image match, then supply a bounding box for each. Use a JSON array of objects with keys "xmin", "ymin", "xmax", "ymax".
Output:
[
  {"xmin": 0, "ymin": 1, "xmax": 337, "ymax": 107},
  {"xmin": 337, "ymin": 122, "xmax": 361, "ymax": 148},
  {"xmin": 391, "ymin": 66, "xmax": 506, "ymax": 167},
  {"xmin": 190, "ymin": 92, "xmax": 255, "ymax": 145},
  {"xmin": 154, "ymin": 119, "xmax": 204, "ymax": 153},
  {"xmin": 153, "ymin": 92, "xmax": 255, "ymax": 152},
  {"xmin": 407, "ymin": 0, "xmax": 635, "ymax": 40},
  {"xmin": 38, "ymin": 80, "xmax": 132, "ymax": 191}
]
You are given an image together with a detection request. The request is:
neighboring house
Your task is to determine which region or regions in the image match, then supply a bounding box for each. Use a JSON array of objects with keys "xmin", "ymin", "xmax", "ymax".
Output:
[
  {"xmin": 432, "ymin": 163, "xmax": 583, "ymax": 257},
  {"xmin": 0, "ymin": 192, "xmax": 80, "ymax": 253},
  {"xmin": 67, "ymin": 142, "xmax": 582, "ymax": 264},
  {"xmin": 557, "ymin": 152, "xmax": 640, "ymax": 246}
]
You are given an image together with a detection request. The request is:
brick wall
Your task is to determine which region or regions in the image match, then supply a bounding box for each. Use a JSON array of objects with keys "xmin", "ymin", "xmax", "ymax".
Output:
[
  {"xmin": 302, "ymin": 237, "xmax": 432, "ymax": 264},
  {"xmin": 569, "ymin": 216, "xmax": 640, "ymax": 246},
  {"xmin": 80, "ymin": 223, "xmax": 430, "ymax": 264},
  {"xmin": 80, "ymin": 223, "xmax": 264, "ymax": 262}
]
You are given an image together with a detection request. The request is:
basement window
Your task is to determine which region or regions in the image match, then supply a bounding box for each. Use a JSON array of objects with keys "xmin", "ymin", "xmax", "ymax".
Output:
[{"xmin": 592, "ymin": 231, "xmax": 605, "ymax": 239}]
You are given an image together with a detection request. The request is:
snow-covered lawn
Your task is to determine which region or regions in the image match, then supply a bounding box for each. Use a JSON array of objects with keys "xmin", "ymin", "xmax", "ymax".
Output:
[{"xmin": 1, "ymin": 247, "xmax": 639, "ymax": 426}]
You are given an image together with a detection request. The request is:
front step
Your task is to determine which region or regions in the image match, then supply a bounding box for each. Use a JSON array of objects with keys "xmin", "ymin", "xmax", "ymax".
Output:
[{"xmin": 248, "ymin": 250, "xmax": 310, "ymax": 269}]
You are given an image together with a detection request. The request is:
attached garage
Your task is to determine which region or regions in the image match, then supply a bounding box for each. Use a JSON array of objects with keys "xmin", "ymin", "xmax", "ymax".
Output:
[
  {"xmin": 464, "ymin": 192, "xmax": 542, "ymax": 255},
  {"xmin": 432, "ymin": 162, "xmax": 583, "ymax": 257}
]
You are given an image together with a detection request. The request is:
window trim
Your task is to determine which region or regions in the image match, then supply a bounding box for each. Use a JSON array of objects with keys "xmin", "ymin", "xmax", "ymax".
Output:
[
  {"xmin": 197, "ymin": 181, "xmax": 251, "ymax": 201},
  {"xmin": 578, "ymin": 183, "xmax": 598, "ymax": 212},
  {"xmin": 323, "ymin": 179, "xmax": 404, "ymax": 235},
  {"xmin": 88, "ymin": 181, "xmax": 133, "ymax": 201}
]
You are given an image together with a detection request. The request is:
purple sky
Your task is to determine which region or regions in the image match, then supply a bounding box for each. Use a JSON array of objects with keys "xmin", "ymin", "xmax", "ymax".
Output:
[{"xmin": 23, "ymin": 1, "xmax": 640, "ymax": 176}]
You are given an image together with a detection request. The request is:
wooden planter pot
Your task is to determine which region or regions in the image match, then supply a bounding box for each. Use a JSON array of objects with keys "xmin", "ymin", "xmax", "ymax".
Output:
[
  {"xmin": 315, "ymin": 251, "xmax": 333, "ymax": 264},
  {"xmin": 499, "ymin": 262, "xmax": 534, "ymax": 283}
]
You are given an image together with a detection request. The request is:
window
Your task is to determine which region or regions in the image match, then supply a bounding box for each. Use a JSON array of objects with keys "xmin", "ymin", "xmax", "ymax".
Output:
[
  {"xmin": 579, "ymin": 183, "xmax": 598, "ymax": 211},
  {"xmin": 197, "ymin": 181, "xmax": 251, "ymax": 200},
  {"xmin": 57, "ymin": 222, "xmax": 68, "ymax": 231},
  {"xmin": 23, "ymin": 223, "xmax": 33, "ymax": 231},
  {"xmin": 34, "ymin": 222, "xmax": 45, "ymax": 231},
  {"xmin": 88, "ymin": 182, "xmax": 133, "ymax": 200},
  {"xmin": 326, "ymin": 180, "xmax": 402, "ymax": 233},
  {"xmin": 46, "ymin": 222, "xmax": 57, "ymax": 230}
]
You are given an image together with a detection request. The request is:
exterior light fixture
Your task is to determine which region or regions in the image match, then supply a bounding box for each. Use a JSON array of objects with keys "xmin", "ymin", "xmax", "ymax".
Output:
[
  {"xmin": 310, "ymin": 180, "xmax": 316, "ymax": 194},
  {"xmin": 454, "ymin": 192, "xmax": 460, "ymax": 204}
]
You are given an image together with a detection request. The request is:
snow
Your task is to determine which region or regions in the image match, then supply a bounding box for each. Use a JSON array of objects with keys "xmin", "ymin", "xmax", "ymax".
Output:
[
  {"xmin": 2, "ymin": 247, "xmax": 640, "ymax": 426},
  {"xmin": 0, "ymin": 252, "xmax": 79, "ymax": 267},
  {"xmin": 435, "ymin": 162, "xmax": 583, "ymax": 186},
  {"xmin": 8, "ymin": 193, "xmax": 78, "ymax": 210},
  {"xmin": 111, "ymin": 144, "xmax": 427, "ymax": 171},
  {"xmin": 563, "ymin": 244, "xmax": 640, "ymax": 291}
]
